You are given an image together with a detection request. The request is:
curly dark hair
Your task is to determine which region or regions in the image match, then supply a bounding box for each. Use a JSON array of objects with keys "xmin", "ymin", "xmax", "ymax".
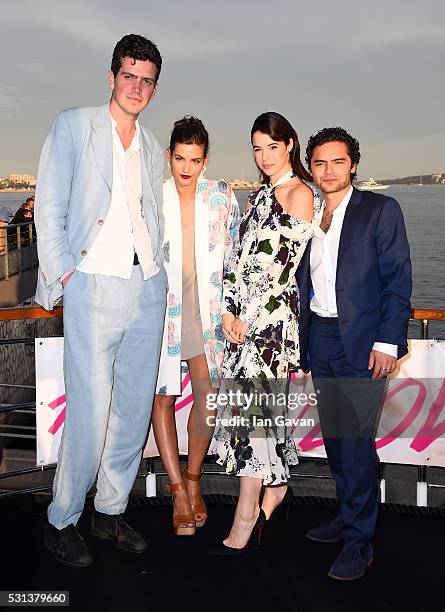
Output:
[
  {"xmin": 169, "ymin": 116, "xmax": 209, "ymax": 157},
  {"xmin": 111, "ymin": 34, "xmax": 162, "ymax": 81},
  {"xmin": 305, "ymin": 127, "xmax": 361, "ymax": 181}
]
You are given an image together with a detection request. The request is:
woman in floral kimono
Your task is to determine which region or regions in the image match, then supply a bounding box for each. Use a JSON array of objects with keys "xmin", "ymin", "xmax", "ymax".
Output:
[
  {"xmin": 152, "ymin": 117, "xmax": 240, "ymax": 535},
  {"xmin": 209, "ymin": 112, "xmax": 321, "ymax": 554}
]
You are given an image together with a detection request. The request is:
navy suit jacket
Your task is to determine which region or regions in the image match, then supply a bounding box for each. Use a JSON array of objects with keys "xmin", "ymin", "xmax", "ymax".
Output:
[{"xmin": 296, "ymin": 187, "xmax": 412, "ymax": 371}]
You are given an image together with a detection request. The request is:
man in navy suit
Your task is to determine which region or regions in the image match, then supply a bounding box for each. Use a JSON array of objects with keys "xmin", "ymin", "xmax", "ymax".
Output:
[{"xmin": 297, "ymin": 127, "xmax": 412, "ymax": 580}]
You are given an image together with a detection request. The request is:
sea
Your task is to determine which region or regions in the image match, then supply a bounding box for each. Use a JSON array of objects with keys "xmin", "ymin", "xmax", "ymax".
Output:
[{"xmin": 1, "ymin": 185, "xmax": 444, "ymax": 337}]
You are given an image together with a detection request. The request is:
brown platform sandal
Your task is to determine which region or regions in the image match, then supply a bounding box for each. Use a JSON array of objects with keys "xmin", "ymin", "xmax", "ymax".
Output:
[
  {"xmin": 166, "ymin": 481, "xmax": 196, "ymax": 536},
  {"xmin": 182, "ymin": 468, "xmax": 208, "ymax": 528}
]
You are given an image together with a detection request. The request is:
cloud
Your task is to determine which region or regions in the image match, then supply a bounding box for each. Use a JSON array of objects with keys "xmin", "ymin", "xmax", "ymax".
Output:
[
  {"xmin": 3, "ymin": 0, "xmax": 117, "ymax": 49},
  {"xmin": 0, "ymin": 86, "xmax": 22, "ymax": 109},
  {"xmin": 0, "ymin": 0, "xmax": 443, "ymax": 178}
]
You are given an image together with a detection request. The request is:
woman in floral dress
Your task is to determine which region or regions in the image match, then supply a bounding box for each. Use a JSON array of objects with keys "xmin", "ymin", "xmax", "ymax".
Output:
[
  {"xmin": 209, "ymin": 112, "xmax": 321, "ymax": 553},
  {"xmin": 152, "ymin": 117, "xmax": 240, "ymax": 536}
]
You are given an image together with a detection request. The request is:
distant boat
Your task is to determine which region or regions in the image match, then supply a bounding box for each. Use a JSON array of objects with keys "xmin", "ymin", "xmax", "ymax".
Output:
[{"xmin": 358, "ymin": 177, "xmax": 389, "ymax": 191}]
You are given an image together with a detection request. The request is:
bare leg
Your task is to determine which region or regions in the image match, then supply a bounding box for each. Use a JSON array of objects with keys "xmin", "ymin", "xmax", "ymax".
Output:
[
  {"xmin": 185, "ymin": 354, "xmax": 215, "ymax": 522},
  {"xmin": 261, "ymin": 484, "xmax": 289, "ymax": 519},
  {"xmin": 151, "ymin": 394, "xmax": 194, "ymax": 529},
  {"xmin": 223, "ymin": 476, "xmax": 263, "ymax": 549}
]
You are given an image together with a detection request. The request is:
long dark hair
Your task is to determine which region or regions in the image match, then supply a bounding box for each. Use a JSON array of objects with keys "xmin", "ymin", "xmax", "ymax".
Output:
[{"xmin": 251, "ymin": 112, "xmax": 312, "ymax": 184}]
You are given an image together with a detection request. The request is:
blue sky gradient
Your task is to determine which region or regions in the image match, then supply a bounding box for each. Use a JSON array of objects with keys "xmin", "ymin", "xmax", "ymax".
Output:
[{"xmin": 1, "ymin": 0, "xmax": 443, "ymax": 181}]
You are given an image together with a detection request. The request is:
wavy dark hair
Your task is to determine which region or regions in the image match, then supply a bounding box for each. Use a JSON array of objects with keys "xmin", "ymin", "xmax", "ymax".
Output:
[
  {"xmin": 305, "ymin": 127, "xmax": 361, "ymax": 181},
  {"xmin": 169, "ymin": 116, "xmax": 209, "ymax": 157},
  {"xmin": 251, "ymin": 112, "xmax": 312, "ymax": 184},
  {"xmin": 111, "ymin": 34, "xmax": 162, "ymax": 82}
]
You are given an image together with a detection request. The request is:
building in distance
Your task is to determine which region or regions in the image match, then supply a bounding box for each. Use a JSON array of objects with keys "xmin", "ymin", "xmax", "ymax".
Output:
[
  {"xmin": 228, "ymin": 179, "xmax": 260, "ymax": 190},
  {"xmin": 0, "ymin": 174, "xmax": 36, "ymax": 190}
]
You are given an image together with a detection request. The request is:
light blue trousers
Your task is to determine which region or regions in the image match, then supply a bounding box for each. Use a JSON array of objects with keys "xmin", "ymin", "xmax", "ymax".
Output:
[{"xmin": 48, "ymin": 265, "xmax": 166, "ymax": 529}]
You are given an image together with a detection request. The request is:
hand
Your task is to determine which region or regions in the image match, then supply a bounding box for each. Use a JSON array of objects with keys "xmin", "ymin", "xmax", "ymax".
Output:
[
  {"xmin": 368, "ymin": 350, "xmax": 397, "ymax": 380},
  {"xmin": 222, "ymin": 313, "xmax": 240, "ymax": 344},
  {"xmin": 231, "ymin": 317, "xmax": 249, "ymax": 343},
  {"xmin": 61, "ymin": 270, "xmax": 75, "ymax": 287},
  {"xmin": 292, "ymin": 368, "xmax": 311, "ymax": 380}
]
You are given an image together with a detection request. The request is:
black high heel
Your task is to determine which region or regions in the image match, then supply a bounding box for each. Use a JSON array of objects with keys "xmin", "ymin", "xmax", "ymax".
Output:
[
  {"xmin": 208, "ymin": 509, "xmax": 266, "ymax": 556},
  {"xmin": 265, "ymin": 485, "xmax": 294, "ymax": 522}
]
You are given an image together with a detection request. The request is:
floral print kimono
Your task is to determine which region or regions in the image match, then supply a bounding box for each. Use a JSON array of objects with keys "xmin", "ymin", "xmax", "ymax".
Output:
[
  {"xmin": 210, "ymin": 171, "xmax": 322, "ymax": 484},
  {"xmin": 156, "ymin": 177, "xmax": 240, "ymax": 395}
]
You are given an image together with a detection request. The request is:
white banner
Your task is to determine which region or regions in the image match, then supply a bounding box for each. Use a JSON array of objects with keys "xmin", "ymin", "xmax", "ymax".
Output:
[
  {"xmin": 289, "ymin": 340, "xmax": 445, "ymax": 467},
  {"xmin": 36, "ymin": 339, "xmax": 445, "ymax": 467},
  {"xmin": 35, "ymin": 337, "xmax": 66, "ymax": 466}
]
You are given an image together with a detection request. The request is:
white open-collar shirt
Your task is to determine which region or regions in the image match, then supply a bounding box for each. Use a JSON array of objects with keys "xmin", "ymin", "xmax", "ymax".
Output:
[
  {"xmin": 77, "ymin": 114, "xmax": 158, "ymax": 279},
  {"xmin": 310, "ymin": 185, "xmax": 396, "ymax": 358}
]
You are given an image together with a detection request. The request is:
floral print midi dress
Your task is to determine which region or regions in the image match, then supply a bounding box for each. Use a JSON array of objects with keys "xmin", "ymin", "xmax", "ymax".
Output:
[{"xmin": 209, "ymin": 171, "xmax": 321, "ymax": 484}]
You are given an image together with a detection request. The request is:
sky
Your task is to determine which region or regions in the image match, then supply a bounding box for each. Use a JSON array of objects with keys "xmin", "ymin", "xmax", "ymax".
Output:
[{"xmin": 0, "ymin": 0, "xmax": 443, "ymax": 181}]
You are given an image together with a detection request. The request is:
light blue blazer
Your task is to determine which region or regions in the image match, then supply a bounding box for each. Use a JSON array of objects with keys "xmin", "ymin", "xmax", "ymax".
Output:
[{"xmin": 34, "ymin": 103, "xmax": 165, "ymax": 310}]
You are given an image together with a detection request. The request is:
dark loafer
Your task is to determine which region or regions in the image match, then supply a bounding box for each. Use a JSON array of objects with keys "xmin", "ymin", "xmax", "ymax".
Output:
[
  {"xmin": 91, "ymin": 510, "xmax": 147, "ymax": 553},
  {"xmin": 328, "ymin": 544, "xmax": 374, "ymax": 581},
  {"xmin": 44, "ymin": 522, "xmax": 93, "ymax": 568},
  {"xmin": 306, "ymin": 514, "xmax": 343, "ymax": 543}
]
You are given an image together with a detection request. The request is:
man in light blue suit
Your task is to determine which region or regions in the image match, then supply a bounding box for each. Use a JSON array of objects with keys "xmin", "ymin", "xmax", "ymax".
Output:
[{"xmin": 35, "ymin": 34, "xmax": 167, "ymax": 567}]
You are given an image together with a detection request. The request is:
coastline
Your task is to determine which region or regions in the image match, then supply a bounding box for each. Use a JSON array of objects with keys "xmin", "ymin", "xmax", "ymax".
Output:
[{"xmin": 0, "ymin": 189, "xmax": 35, "ymax": 193}]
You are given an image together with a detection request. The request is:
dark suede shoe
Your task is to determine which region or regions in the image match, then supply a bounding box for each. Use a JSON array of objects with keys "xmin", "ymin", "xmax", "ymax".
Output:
[
  {"xmin": 306, "ymin": 514, "xmax": 343, "ymax": 543},
  {"xmin": 44, "ymin": 522, "xmax": 93, "ymax": 568},
  {"xmin": 91, "ymin": 511, "xmax": 147, "ymax": 553},
  {"xmin": 328, "ymin": 544, "xmax": 373, "ymax": 581}
]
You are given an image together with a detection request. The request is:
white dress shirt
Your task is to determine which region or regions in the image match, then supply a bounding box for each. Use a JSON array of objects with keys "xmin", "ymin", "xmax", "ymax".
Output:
[
  {"xmin": 310, "ymin": 185, "xmax": 397, "ymax": 358},
  {"xmin": 77, "ymin": 114, "xmax": 158, "ymax": 279}
]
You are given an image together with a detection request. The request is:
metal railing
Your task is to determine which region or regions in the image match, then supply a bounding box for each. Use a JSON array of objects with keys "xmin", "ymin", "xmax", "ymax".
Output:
[
  {"xmin": 0, "ymin": 305, "xmax": 445, "ymax": 502},
  {"xmin": 0, "ymin": 221, "xmax": 37, "ymax": 281},
  {"xmin": 410, "ymin": 308, "xmax": 445, "ymax": 339}
]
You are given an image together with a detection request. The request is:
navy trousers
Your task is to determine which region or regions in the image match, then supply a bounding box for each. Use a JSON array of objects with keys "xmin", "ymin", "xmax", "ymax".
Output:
[{"xmin": 309, "ymin": 315, "xmax": 385, "ymax": 549}]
